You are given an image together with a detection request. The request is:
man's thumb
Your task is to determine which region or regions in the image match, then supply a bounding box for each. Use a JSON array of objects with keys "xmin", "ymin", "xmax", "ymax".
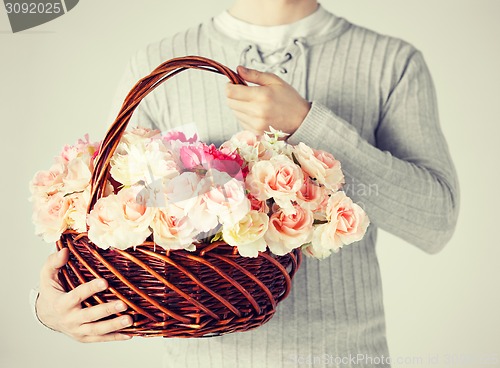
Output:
[
  {"xmin": 237, "ymin": 65, "xmax": 280, "ymax": 86},
  {"xmin": 41, "ymin": 248, "xmax": 69, "ymax": 281}
]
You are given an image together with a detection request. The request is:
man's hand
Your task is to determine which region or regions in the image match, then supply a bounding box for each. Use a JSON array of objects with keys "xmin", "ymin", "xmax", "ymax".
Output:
[
  {"xmin": 35, "ymin": 248, "xmax": 133, "ymax": 343},
  {"xmin": 226, "ymin": 66, "xmax": 311, "ymax": 136}
]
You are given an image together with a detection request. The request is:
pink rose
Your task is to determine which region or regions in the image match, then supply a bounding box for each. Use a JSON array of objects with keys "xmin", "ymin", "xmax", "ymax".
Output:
[
  {"xmin": 248, "ymin": 194, "xmax": 270, "ymax": 214},
  {"xmin": 326, "ymin": 191, "xmax": 370, "ymax": 245},
  {"xmin": 293, "ymin": 142, "xmax": 344, "ymax": 191},
  {"xmin": 179, "ymin": 143, "xmax": 244, "ymax": 179},
  {"xmin": 312, "ymin": 193, "xmax": 330, "ymax": 222},
  {"xmin": 32, "ymin": 192, "xmax": 71, "ymax": 242},
  {"xmin": 163, "ymin": 130, "xmax": 198, "ymax": 143},
  {"xmin": 30, "ymin": 163, "xmax": 65, "ymax": 196},
  {"xmin": 57, "ymin": 134, "xmax": 100, "ymax": 164},
  {"xmin": 179, "ymin": 142, "xmax": 208, "ymax": 170},
  {"xmin": 307, "ymin": 192, "xmax": 369, "ymax": 257},
  {"xmin": 296, "ymin": 177, "xmax": 328, "ymax": 212},
  {"xmin": 204, "ymin": 145, "xmax": 244, "ymax": 179},
  {"xmin": 246, "ymin": 156, "xmax": 303, "ymax": 215},
  {"xmin": 264, "ymin": 204, "xmax": 314, "ymax": 255}
]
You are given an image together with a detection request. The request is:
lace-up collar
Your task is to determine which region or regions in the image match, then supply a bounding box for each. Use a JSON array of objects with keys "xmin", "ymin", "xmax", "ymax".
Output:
[
  {"xmin": 203, "ymin": 7, "xmax": 351, "ymax": 100},
  {"xmin": 213, "ymin": 5, "xmax": 335, "ymax": 51}
]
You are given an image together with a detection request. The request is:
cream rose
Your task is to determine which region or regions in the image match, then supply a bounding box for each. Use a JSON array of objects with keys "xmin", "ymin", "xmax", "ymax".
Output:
[
  {"xmin": 87, "ymin": 186, "xmax": 155, "ymax": 250},
  {"xmin": 66, "ymin": 187, "xmax": 91, "ymax": 233},
  {"xmin": 120, "ymin": 127, "xmax": 162, "ymax": 148},
  {"xmin": 221, "ymin": 130, "xmax": 269, "ymax": 162},
  {"xmin": 307, "ymin": 223, "xmax": 340, "ymax": 259},
  {"xmin": 264, "ymin": 204, "xmax": 314, "ymax": 255},
  {"xmin": 222, "ymin": 210, "xmax": 269, "ymax": 257},
  {"xmin": 32, "ymin": 192, "xmax": 71, "ymax": 242},
  {"xmin": 30, "ymin": 163, "xmax": 65, "ymax": 197},
  {"xmin": 293, "ymin": 142, "xmax": 344, "ymax": 191},
  {"xmin": 151, "ymin": 205, "xmax": 197, "ymax": 251}
]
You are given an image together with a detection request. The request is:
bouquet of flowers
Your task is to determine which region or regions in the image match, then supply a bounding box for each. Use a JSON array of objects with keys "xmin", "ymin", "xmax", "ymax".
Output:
[{"xmin": 30, "ymin": 127, "xmax": 369, "ymax": 260}]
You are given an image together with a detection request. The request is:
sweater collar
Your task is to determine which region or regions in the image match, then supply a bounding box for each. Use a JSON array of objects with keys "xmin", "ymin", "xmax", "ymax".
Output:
[
  {"xmin": 202, "ymin": 9, "xmax": 352, "ymax": 50},
  {"xmin": 213, "ymin": 5, "xmax": 336, "ymax": 51}
]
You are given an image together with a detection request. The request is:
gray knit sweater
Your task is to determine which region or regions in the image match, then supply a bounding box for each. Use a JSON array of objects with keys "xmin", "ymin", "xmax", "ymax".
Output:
[{"xmin": 108, "ymin": 13, "xmax": 459, "ymax": 368}]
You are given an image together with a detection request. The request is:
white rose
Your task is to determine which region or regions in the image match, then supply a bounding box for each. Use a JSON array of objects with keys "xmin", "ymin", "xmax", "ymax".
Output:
[
  {"xmin": 222, "ymin": 210, "xmax": 269, "ymax": 257},
  {"xmin": 62, "ymin": 155, "xmax": 92, "ymax": 194},
  {"xmin": 110, "ymin": 139, "xmax": 178, "ymax": 186},
  {"xmin": 164, "ymin": 171, "xmax": 201, "ymax": 212},
  {"xmin": 202, "ymin": 169, "xmax": 250, "ymax": 226}
]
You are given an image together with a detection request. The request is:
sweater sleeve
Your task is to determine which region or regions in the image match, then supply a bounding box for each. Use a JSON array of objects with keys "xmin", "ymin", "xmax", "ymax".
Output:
[
  {"xmin": 287, "ymin": 51, "xmax": 459, "ymax": 254},
  {"xmin": 30, "ymin": 246, "xmax": 59, "ymax": 330}
]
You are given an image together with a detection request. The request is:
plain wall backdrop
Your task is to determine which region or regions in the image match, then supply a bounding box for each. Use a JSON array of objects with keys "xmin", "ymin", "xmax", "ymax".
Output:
[{"xmin": 1, "ymin": 1, "xmax": 499, "ymax": 367}]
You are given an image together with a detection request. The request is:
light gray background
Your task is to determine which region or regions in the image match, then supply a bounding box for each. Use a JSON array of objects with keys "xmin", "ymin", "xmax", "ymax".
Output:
[{"xmin": 1, "ymin": 1, "xmax": 499, "ymax": 367}]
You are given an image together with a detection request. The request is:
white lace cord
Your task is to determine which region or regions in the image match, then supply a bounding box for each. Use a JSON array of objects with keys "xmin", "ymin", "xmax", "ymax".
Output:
[
  {"xmin": 239, "ymin": 44, "xmax": 292, "ymax": 74},
  {"xmin": 238, "ymin": 39, "xmax": 309, "ymax": 99},
  {"xmin": 251, "ymin": 51, "xmax": 292, "ymax": 73},
  {"xmin": 239, "ymin": 44, "xmax": 253, "ymax": 67}
]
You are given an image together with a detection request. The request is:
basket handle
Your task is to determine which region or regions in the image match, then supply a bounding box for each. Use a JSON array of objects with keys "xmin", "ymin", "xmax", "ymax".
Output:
[{"xmin": 88, "ymin": 56, "xmax": 247, "ymax": 213}]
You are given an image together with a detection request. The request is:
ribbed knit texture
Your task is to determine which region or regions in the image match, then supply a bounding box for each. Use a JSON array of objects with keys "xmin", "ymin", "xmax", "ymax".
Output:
[{"xmin": 105, "ymin": 14, "xmax": 459, "ymax": 368}]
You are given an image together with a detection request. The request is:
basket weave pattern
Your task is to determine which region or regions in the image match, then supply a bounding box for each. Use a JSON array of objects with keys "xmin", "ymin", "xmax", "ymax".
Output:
[{"xmin": 56, "ymin": 56, "xmax": 302, "ymax": 338}]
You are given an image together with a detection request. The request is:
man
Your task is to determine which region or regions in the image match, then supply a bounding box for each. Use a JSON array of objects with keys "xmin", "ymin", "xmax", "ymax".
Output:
[{"xmin": 33, "ymin": 1, "xmax": 459, "ymax": 366}]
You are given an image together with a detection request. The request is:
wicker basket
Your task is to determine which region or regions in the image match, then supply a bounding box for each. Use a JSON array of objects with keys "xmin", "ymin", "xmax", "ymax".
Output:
[{"xmin": 56, "ymin": 56, "xmax": 302, "ymax": 338}]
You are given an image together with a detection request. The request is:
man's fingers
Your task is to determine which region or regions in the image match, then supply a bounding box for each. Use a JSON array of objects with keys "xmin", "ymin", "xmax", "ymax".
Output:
[
  {"xmin": 235, "ymin": 114, "xmax": 263, "ymax": 135},
  {"xmin": 63, "ymin": 278, "xmax": 108, "ymax": 309},
  {"xmin": 237, "ymin": 65, "xmax": 281, "ymax": 86},
  {"xmin": 78, "ymin": 315, "xmax": 133, "ymax": 337},
  {"xmin": 226, "ymin": 98, "xmax": 255, "ymax": 116},
  {"xmin": 78, "ymin": 300, "xmax": 128, "ymax": 324},
  {"xmin": 226, "ymin": 83, "xmax": 256, "ymax": 101},
  {"xmin": 40, "ymin": 248, "xmax": 69, "ymax": 282},
  {"xmin": 232, "ymin": 111, "xmax": 255, "ymax": 128},
  {"xmin": 80, "ymin": 333, "xmax": 133, "ymax": 343}
]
